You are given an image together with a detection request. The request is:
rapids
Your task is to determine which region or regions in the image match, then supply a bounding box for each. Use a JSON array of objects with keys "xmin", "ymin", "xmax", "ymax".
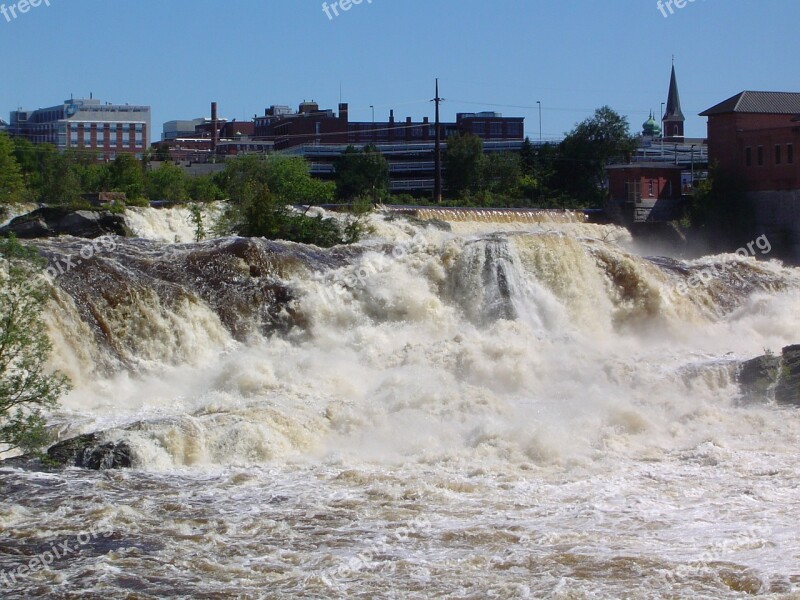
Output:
[{"xmin": 2, "ymin": 205, "xmax": 800, "ymax": 598}]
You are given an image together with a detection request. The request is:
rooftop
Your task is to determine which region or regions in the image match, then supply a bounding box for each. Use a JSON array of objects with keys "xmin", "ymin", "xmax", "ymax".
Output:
[{"xmin": 700, "ymin": 91, "xmax": 800, "ymax": 116}]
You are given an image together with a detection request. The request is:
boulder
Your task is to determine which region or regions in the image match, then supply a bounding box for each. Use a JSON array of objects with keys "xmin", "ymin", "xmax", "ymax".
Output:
[
  {"xmin": 738, "ymin": 345, "xmax": 800, "ymax": 406},
  {"xmin": 47, "ymin": 433, "xmax": 133, "ymax": 470},
  {"xmin": 775, "ymin": 345, "xmax": 800, "ymax": 406},
  {"xmin": 0, "ymin": 207, "xmax": 127, "ymax": 239},
  {"xmin": 738, "ymin": 354, "xmax": 781, "ymax": 402}
]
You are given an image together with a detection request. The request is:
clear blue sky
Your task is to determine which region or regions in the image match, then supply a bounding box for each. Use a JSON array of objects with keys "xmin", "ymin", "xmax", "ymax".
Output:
[{"xmin": 1, "ymin": 0, "xmax": 798, "ymax": 143}]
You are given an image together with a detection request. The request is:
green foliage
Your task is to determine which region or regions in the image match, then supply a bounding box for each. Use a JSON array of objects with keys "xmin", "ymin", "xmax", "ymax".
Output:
[
  {"xmin": 444, "ymin": 132, "xmax": 486, "ymax": 198},
  {"xmin": 107, "ymin": 154, "xmax": 146, "ymax": 201},
  {"xmin": 146, "ymin": 162, "xmax": 189, "ymax": 202},
  {"xmin": 188, "ymin": 174, "xmax": 224, "ymax": 202},
  {"xmin": 484, "ymin": 152, "xmax": 522, "ymax": 197},
  {"xmin": 335, "ymin": 144, "xmax": 390, "ymax": 201},
  {"xmin": 188, "ymin": 203, "xmax": 206, "ymax": 242},
  {"xmin": 265, "ymin": 155, "xmax": 335, "ymax": 204},
  {"xmin": 0, "ymin": 133, "xmax": 25, "ymax": 206},
  {"xmin": 0, "ymin": 235, "xmax": 70, "ymax": 454},
  {"xmin": 551, "ymin": 106, "xmax": 636, "ymax": 207},
  {"xmin": 223, "ymin": 183, "xmax": 344, "ymax": 247},
  {"xmin": 216, "ymin": 156, "xmax": 361, "ymax": 247}
]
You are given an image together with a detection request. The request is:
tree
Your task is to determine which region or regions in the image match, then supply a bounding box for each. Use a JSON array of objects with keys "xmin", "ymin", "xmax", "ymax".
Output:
[
  {"xmin": 0, "ymin": 236, "xmax": 70, "ymax": 454},
  {"xmin": 107, "ymin": 154, "xmax": 146, "ymax": 200},
  {"xmin": 219, "ymin": 155, "xmax": 333, "ymax": 206},
  {"xmin": 146, "ymin": 162, "xmax": 188, "ymax": 202},
  {"xmin": 0, "ymin": 133, "xmax": 25, "ymax": 207},
  {"xmin": 553, "ymin": 106, "xmax": 636, "ymax": 207},
  {"xmin": 265, "ymin": 155, "xmax": 334, "ymax": 205},
  {"xmin": 484, "ymin": 152, "xmax": 522, "ymax": 197},
  {"xmin": 444, "ymin": 132, "xmax": 486, "ymax": 199},
  {"xmin": 187, "ymin": 174, "xmax": 224, "ymax": 202},
  {"xmin": 216, "ymin": 158, "xmax": 356, "ymax": 247},
  {"xmin": 38, "ymin": 151, "xmax": 83, "ymax": 205},
  {"xmin": 334, "ymin": 144, "xmax": 390, "ymax": 201}
]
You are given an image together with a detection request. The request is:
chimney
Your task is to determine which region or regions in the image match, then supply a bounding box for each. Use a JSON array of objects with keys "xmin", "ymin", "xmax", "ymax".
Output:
[
  {"xmin": 339, "ymin": 102, "xmax": 349, "ymax": 122},
  {"xmin": 211, "ymin": 102, "xmax": 218, "ymax": 151},
  {"xmin": 389, "ymin": 110, "xmax": 395, "ymax": 125}
]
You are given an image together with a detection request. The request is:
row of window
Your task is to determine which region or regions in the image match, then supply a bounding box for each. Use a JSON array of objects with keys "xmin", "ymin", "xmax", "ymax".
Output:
[
  {"xmin": 69, "ymin": 122, "xmax": 144, "ymax": 132},
  {"xmin": 745, "ymin": 144, "xmax": 794, "ymax": 167},
  {"xmin": 469, "ymin": 122, "xmax": 522, "ymax": 136}
]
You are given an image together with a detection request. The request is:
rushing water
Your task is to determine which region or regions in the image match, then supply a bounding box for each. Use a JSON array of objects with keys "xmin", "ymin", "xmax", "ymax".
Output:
[{"xmin": 2, "ymin": 207, "xmax": 800, "ymax": 599}]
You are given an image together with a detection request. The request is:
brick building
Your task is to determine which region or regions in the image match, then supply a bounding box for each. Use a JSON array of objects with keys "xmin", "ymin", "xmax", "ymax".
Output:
[
  {"xmin": 607, "ymin": 163, "xmax": 685, "ymax": 224},
  {"xmin": 8, "ymin": 97, "xmax": 151, "ymax": 160},
  {"xmin": 699, "ymin": 91, "xmax": 800, "ymax": 192},
  {"xmin": 253, "ymin": 102, "xmax": 524, "ymax": 151}
]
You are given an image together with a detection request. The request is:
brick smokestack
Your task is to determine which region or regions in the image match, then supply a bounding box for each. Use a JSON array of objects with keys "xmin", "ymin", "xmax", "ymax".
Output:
[{"xmin": 211, "ymin": 102, "xmax": 218, "ymax": 151}]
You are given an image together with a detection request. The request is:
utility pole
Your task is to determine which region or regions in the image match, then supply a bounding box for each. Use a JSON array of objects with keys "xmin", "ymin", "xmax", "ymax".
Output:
[{"xmin": 433, "ymin": 78, "xmax": 443, "ymax": 203}]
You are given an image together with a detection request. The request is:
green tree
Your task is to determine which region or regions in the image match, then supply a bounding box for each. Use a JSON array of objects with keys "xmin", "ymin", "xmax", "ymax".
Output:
[
  {"xmin": 216, "ymin": 157, "xmax": 356, "ymax": 247},
  {"xmin": 553, "ymin": 106, "xmax": 636, "ymax": 207},
  {"xmin": 483, "ymin": 152, "xmax": 522, "ymax": 197},
  {"xmin": 38, "ymin": 151, "xmax": 83, "ymax": 205},
  {"xmin": 107, "ymin": 154, "xmax": 146, "ymax": 200},
  {"xmin": 188, "ymin": 203, "xmax": 206, "ymax": 242},
  {"xmin": 188, "ymin": 174, "xmax": 224, "ymax": 202},
  {"xmin": 265, "ymin": 155, "xmax": 334, "ymax": 205},
  {"xmin": 444, "ymin": 132, "xmax": 486, "ymax": 199},
  {"xmin": 0, "ymin": 133, "xmax": 25, "ymax": 207},
  {"xmin": 146, "ymin": 162, "xmax": 189, "ymax": 202},
  {"xmin": 0, "ymin": 236, "xmax": 70, "ymax": 454},
  {"xmin": 335, "ymin": 144, "xmax": 390, "ymax": 201}
]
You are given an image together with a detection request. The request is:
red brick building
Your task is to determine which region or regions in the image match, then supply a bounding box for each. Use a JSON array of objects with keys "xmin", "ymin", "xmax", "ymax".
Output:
[
  {"xmin": 700, "ymin": 91, "xmax": 800, "ymax": 192},
  {"xmin": 253, "ymin": 102, "xmax": 524, "ymax": 151},
  {"xmin": 607, "ymin": 163, "xmax": 684, "ymax": 223}
]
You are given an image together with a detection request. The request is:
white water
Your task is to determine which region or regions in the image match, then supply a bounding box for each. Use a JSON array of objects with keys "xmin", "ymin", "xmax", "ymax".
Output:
[
  {"xmin": 2, "ymin": 209, "xmax": 800, "ymax": 598},
  {"xmin": 124, "ymin": 203, "xmax": 223, "ymax": 242}
]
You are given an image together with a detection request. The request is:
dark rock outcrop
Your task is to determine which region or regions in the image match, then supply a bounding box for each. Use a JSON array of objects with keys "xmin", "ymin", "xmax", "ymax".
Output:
[
  {"xmin": 47, "ymin": 433, "xmax": 133, "ymax": 469},
  {"xmin": 775, "ymin": 345, "xmax": 800, "ymax": 406},
  {"xmin": 738, "ymin": 345, "xmax": 800, "ymax": 406},
  {"xmin": 738, "ymin": 354, "xmax": 781, "ymax": 403},
  {"xmin": 0, "ymin": 207, "xmax": 127, "ymax": 239}
]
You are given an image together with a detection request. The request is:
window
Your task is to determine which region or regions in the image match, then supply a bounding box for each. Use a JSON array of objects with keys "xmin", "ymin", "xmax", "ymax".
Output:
[
  {"xmin": 789, "ymin": 144, "xmax": 794, "ymax": 164},
  {"xmin": 775, "ymin": 145, "xmax": 782, "ymax": 165},
  {"xmin": 473, "ymin": 122, "xmax": 486, "ymax": 136},
  {"xmin": 745, "ymin": 147, "xmax": 752, "ymax": 167},
  {"xmin": 648, "ymin": 179, "xmax": 655, "ymax": 197},
  {"xmin": 507, "ymin": 122, "xmax": 523, "ymax": 137},
  {"xmin": 490, "ymin": 122, "xmax": 503, "ymax": 136},
  {"xmin": 97, "ymin": 126, "xmax": 105, "ymax": 146},
  {"xmin": 757, "ymin": 146, "xmax": 764, "ymax": 166}
]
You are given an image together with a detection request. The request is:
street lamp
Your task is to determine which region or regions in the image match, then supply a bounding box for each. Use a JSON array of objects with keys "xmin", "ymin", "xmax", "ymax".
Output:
[
  {"xmin": 370, "ymin": 105, "xmax": 375, "ymax": 142},
  {"xmin": 536, "ymin": 100, "xmax": 542, "ymax": 143}
]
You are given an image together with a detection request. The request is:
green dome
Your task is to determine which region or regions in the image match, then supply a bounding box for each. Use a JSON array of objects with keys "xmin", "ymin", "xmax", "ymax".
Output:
[{"xmin": 643, "ymin": 112, "xmax": 661, "ymax": 137}]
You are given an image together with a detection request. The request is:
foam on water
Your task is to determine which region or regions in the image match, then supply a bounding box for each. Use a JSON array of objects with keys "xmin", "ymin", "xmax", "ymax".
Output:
[{"xmin": 2, "ymin": 208, "xmax": 800, "ymax": 597}]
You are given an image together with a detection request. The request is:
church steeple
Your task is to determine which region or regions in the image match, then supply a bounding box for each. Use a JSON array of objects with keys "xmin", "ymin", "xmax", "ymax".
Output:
[{"xmin": 662, "ymin": 62, "xmax": 685, "ymax": 141}]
